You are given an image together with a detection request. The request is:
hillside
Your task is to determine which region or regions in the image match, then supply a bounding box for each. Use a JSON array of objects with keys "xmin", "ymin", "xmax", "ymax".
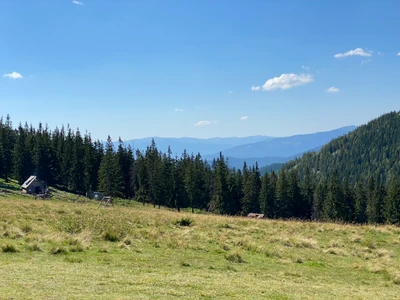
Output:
[
  {"xmin": 286, "ymin": 111, "xmax": 400, "ymax": 183},
  {"xmin": 1, "ymin": 192, "xmax": 400, "ymax": 299}
]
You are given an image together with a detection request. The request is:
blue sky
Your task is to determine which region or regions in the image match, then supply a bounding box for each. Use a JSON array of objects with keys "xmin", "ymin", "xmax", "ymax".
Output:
[{"xmin": 1, "ymin": 0, "xmax": 400, "ymax": 141}]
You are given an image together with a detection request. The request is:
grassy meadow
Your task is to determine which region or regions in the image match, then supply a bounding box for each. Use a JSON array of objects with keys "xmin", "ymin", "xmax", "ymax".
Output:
[{"xmin": 1, "ymin": 181, "xmax": 400, "ymax": 299}]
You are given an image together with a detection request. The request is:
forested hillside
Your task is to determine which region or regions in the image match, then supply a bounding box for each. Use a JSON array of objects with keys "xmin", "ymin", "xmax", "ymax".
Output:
[
  {"xmin": 286, "ymin": 111, "xmax": 400, "ymax": 183},
  {"xmin": 1, "ymin": 113, "xmax": 400, "ymax": 224}
]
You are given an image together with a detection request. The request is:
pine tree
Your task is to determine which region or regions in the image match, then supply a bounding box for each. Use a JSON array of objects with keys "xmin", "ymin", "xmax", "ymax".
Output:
[
  {"xmin": 383, "ymin": 174, "xmax": 400, "ymax": 223},
  {"xmin": 211, "ymin": 153, "xmax": 229, "ymax": 214},
  {"xmin": 145, "ymin": 139, "xmax": 163, "ymax": 207},
  {"xmin": 342, "ymin": 175, "xmax": 355, "ymax": 222},
  {"xmin": 288, "ymin": 170, "xmax": 302, "ymax": 218},
  {"xmin": 98, "ymin": 136, "xmax": 123, "ymax": 197},
  {"xmin": 69, "ymin": 129, "xmax": 85, "ymax": 193},
  {"xmin": 366, "ymin": 177, "xmax": 378, "ymax": 223},
  {"xmin": 354, "ymin": 179, "xmax": 367, "ymax": 223},
  {"xmin": 312, "ymin": 179, "xmax": 327, "ymax": 221},
  {"xmin": 325, "ymin": 170, "xmax": 344, "ymax": 221},
  {"xmin": 13, "ymin": 124, "xmax": 30, "ymax": 184},
  {"xmin": 300, "ymin": 167, "xmax": 314, "ymax": 219},
  {"xmin": 0, "ymin": 115, "xmax": 15, "ymax": 182},
  {"xmin": 276, "ymin": 168, "xmax": 290, "ymax": 218},
  {"xmin": 259, "ymin": 173, "xmax": 270, "ymax": 216}
]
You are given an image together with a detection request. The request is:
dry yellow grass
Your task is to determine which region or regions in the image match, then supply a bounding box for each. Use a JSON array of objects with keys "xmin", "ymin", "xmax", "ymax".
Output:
[{"xmin": 1, "ymin": 193, "xmax": 400, "ymax": 299}]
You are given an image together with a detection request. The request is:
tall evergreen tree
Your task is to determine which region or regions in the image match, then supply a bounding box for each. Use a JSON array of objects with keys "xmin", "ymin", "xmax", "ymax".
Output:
[
  {"xmin": 354, "ymin": 179, "xmax": 367, "ymax": 223},
  {"xmin": 300, "ymin": 167, "xmax": 314, "ymax": 219},
  {"xmin": 325, "ymin": 169, "xmax": 344, "ymax": 221},
  {"xmin": 312, "ymin": 179, "xmax": 328, "ymax": 221},
  {"xmin": 98, "ymin": 136, "xmax": 124, "ymax": 197},
  {"xmin": 13, "ymin": 124, "xmax": 30, "ymax": 184},
  {"xmin": 276, "ymin": 168, "xmax": 290, "ymax": 218},
  {"xmin": 383, "ymin": 173, "xmax": 400, "ymax": 223}
]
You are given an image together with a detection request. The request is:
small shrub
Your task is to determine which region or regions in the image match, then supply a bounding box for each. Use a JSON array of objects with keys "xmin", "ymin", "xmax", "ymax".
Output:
[
  {"xmin": 1, "ymin": 243, "xmax": 18, "ymax": 253},
  {"xmin": 393, "ymin": 275, "xmax": 400, "ymax": 285},
  {"xmin": 69, "ymin": 243, "xmax": 85, "ymax": 252},
  {"xmin": 26, "ymin": 244, "xmax": 42, "ymax": 252},
  {"xmin": 225, "ymin": 251, "xmax": 245, "ymax": 263},
  {"xmin": 174, "ymin": 217, "xmax": 193, "ymax": 227},
  {"xmin": 222, "ymin": 245, "xmax": 230, "ymax": 251},
  {"xmin": 295, "ymin": 257, "xmax": 304, "ymax": 264},
  {"xmin": 180, "ymin": 262, "xmax": 191, "ymax": 267},
  {"xmin": 50, "ymin": 246, "xmax": 67, "ymax": 255},
  {"xmin": 21, "ymin": 224, "xmax": 33, "ymax": 233},
  {"xmin": 103, "ymin": 230, "xmax": 120, "ymax": 242}
]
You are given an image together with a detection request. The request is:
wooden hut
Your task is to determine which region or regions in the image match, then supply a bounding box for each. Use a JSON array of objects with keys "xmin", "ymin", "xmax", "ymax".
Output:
[{"xmin": 21, "ymin": 176, "xmax": 46, "ymax": 194}]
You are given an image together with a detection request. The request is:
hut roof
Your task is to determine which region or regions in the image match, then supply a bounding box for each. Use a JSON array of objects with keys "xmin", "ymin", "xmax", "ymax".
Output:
[{"xmin": 21, "ymin": 176, "xmax": 42, "ymax": 189}]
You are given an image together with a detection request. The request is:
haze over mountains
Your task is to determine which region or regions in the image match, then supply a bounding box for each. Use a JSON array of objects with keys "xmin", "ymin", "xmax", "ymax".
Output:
[{"xmin": 121, "ymin": 125, "xmax": 356, "ymax": 169}]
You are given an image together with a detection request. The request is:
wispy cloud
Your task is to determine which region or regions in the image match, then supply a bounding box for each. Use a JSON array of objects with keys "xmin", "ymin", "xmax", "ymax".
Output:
[
  {"xmin": 72, "ymin": 0, "xmax": 84, "ymax": 5},
  {"xmin": 3, "ymin": 71, "xmax": 23, "ymax": 79},
  {"xmin": 302, "ymin": 65, "xmax": 311, "ymax": 72},
  {"xmin": 397, "ymin": 52, "xmax": 400, "ymax": 56},
  {"xmin": 326, "ymin": 87, "xmax": 340, "ymax": 93},
  {"xmin": 261, "ymin": 73, "xmax": 313, "ymax": 91},
  {"xmin": 194, "ymin": 120, "xmax": 217, "ymax": 127},
  {"xmin": 228, "ymin": 90, "xmax": 233, "ymax": 94},
  {"xmin": 240, "ymin": 116, "xmax": 248, "ymax": 121},
  {"xmin": 334, "ymin": 48, "xmax": 372, "ymax": 58},
  {"xmin": 361, "ymin": 59, "xmax": 371, "ymax": 65},
  {"xmin": 251, "ymin": 85, "xmax": 261, "ymax": 91},
  {"xmin": 174, "ymin": 108, "xmax": 183, "ymax": 112}
]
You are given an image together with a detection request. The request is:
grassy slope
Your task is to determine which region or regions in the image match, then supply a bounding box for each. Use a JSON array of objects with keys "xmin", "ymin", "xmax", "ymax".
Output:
[{"xmin": 1, "ymin": 182, "xmax": 400, "ymax": 299}]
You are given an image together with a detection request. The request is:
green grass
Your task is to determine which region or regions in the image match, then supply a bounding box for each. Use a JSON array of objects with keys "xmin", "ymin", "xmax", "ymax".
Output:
[{"xmin": 1, "ymin": 186, "xmax": 400, "ymax": 299}]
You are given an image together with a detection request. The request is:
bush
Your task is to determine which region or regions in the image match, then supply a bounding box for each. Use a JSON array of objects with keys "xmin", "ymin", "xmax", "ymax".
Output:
[
  {"xmin": 1, "ymin": 243, "xmax": 18, "ymax": 253},
  {"xmin": 21, "ymin": 224, "xmax": 33, "ymax": 233},
  {"xmin": 174, "ymin": 217, "xmax": 193, "ymax": 227},
  {"xmin": 26, "ymin": 244, "xmax": 42, "ymax": 252},
  {"xmin": 50, "ymin": 246, "xmax": 67, "ymax": 255},
  {"xmin": 104, "ymin": 230, "xmax": 120, "ymax": 242},
  {"xmin": 225, "ymin": 251, "xmax": 244, "ymax": 263}
]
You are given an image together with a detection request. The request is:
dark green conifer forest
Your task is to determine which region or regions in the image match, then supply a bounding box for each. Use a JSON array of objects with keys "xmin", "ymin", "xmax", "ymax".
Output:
[{"xmin": 1, "ymin": 111, "xmax": 400, "ymax": 224}]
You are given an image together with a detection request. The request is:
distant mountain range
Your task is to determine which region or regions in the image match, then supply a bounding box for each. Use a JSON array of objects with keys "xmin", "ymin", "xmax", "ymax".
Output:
[{"xmin": 119, "ymin": 125, "xmax": 357, "ymax": 169}]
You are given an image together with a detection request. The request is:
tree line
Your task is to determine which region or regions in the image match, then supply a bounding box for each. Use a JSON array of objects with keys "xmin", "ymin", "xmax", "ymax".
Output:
[{"xmin": 1, "ymin": 115, "xmax": 399, "ymax": 224}]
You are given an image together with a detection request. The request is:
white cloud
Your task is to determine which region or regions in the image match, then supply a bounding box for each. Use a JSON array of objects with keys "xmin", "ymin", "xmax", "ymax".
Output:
[
  {"xmin": 334, "ymin": 48, "xmax": 372, "ymax": 58},
  {"xmin": 72, "ymin": 0, "xmax": 84, "ymax": 5},
  {"xmin": 194, "ymin": 120, "xmax": 217, "ymax": 127},
  {"xmin": 262, "ymin": 73, "xmax": 313, "ymax": 91},
  {"xmin": 3, "ymin": 71, "xmax": 23, "ymax": 79},
  {"xmin": 326, "ymin": 87, "xmax": 340, "ymax": 93},
  {"xmin": 228, "ymin": 90, "xmax": 233, "ymax": 94},
  {"xmin": 251, "ymin": 85, "xmax": 261, "ymax": 91},
  {"xmin": 240, "ymin": 116, "xmax": 248, "ymax": 121},
  {"xmin": 302, "ymin": 65, "xmax": 311, "ymax": 72},
  {"xmin": 174, "ymin": 108, "xmax": 183, "ymax": 112},
  {"xmin": 397, "ymin": 52, "xmax": 400, "ymax": 56}
]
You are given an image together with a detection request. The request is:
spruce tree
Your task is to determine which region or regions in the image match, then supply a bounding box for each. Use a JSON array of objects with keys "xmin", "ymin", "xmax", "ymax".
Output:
[
  {"xmin": 276, "ymin": 168, "xmax": 290, "ymax": 218},
  {"xmin": 354, "ymin": 179, "xmax": 367, "ymax": 223},
  {"xmin": 312, "ymin": 179, "xmax": 327, "ymax": 221}
]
